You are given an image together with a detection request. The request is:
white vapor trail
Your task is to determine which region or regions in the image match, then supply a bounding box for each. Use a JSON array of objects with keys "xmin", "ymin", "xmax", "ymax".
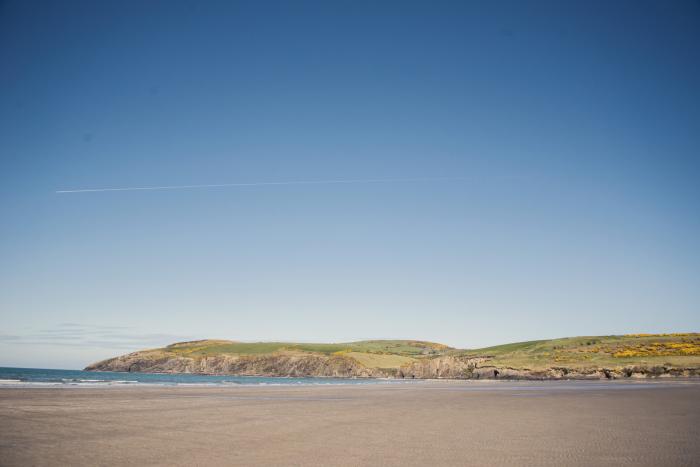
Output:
[{"xmin": 55, "ymin": 176, "xmax": 468, "ymax": 194}]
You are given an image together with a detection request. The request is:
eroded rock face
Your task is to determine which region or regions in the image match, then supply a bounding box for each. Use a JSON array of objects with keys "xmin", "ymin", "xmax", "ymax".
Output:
[
  {"xmin": 191, "ymin": 354, "xmax": 389, "ymax": 378},
  {"xmin": 85, "ymin": 352, "xmax": 700, "ymax": 380},
  {"xmin": 85, "ymin": 352, "xmax": 390, "ymax": 377},
  {"xmin": 397, "ymin": 356, "xmax": 490, "ymax": 379},
  {"xmin": 461, "ymin": 366, "xmax": 700, "ymax": 380},
  {"xmin": 85, "ymin": 350, "xmax": 179, "ymax": 373}
]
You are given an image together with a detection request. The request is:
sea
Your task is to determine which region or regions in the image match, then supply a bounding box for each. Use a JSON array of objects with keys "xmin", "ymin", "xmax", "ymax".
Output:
[{"xmin": 0, "ymin": 367, "xmax": 401, "ymax": 387}]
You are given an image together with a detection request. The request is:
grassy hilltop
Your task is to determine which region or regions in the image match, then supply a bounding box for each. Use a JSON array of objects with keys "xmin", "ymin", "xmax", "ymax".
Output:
[
  {"xmin": 456, "ymin": 333, "xmax": 700, "ymax": 370},
  {"xmin": 163, "ymin": 339, "xmax": 449, "ymax": 369},
  {"xmin": 86, "ymin": 333, "xmax": 700, "ymax": 379},
  {"xmin": 162, "ymin": 333, "xmax": 700, "ymax": 369}
]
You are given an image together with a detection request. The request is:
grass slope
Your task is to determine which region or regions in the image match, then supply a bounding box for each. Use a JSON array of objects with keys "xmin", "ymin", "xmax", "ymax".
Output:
[
  {"xmin": 460, "ymin": 333, "xmax": 700, "ymax": 370},
  {"xmin": 147, "ymin": 334, "xmax": 700, "ymax": 371},
  {"xmin": 165, "ymin": 339, "xmax": 449, "ymax": 355}
]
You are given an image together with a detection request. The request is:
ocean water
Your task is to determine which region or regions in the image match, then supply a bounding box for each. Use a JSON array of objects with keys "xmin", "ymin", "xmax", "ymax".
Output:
[{"xmin": 0, "ymin": 367, "xmax": 398, "ymax": 387}]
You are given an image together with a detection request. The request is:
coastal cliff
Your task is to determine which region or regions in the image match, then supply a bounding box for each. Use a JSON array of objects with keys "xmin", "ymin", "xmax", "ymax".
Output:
[
  {"xmin": 86, "ymin": 334, "xmax": 700, "ymax": 380},
  {"xmin": 87, "ymin": 351, "xmax": 388, "ymax": 378}
]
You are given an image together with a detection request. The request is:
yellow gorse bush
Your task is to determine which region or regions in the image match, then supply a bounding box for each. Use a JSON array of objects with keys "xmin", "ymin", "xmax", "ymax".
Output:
[
  {"xmin": 612, "ymin": 341, "xmax": 700, "ymax": 358},
  {"xmin": 625, "ymin": 333, "xmax": 695, "ymax": 338}
]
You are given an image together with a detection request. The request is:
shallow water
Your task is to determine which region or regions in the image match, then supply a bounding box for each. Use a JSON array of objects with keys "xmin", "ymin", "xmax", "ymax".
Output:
[
  {"xmin": 0, "ymin": 366, "xmax": 401, "ymax": 387},
  {"xmin": 3, "ymin": 367, "xmax": 695, "ymax": 389}
]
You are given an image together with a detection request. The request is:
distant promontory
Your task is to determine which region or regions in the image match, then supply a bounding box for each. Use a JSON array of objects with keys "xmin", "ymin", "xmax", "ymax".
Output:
[{"xmin": 86, "ymin": 334, "xmax": 700, "ymax": 380}]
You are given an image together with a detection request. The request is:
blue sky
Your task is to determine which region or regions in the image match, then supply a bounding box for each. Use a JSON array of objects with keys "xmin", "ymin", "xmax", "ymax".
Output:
[{"xmin": 1, "ymin": 0, "xmax": 699, "ymax": 369}]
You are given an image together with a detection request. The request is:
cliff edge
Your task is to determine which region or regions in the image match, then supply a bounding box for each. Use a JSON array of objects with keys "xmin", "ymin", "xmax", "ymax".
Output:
[{"xmin": 86, "ymin": 334, "xmax": 700, "ymax": 380}]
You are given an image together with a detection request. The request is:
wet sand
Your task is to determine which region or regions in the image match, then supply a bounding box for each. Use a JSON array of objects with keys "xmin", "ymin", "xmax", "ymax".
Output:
[{"xmin": 1, "ymin": 380, "xmax": 698, "ymax": 466}]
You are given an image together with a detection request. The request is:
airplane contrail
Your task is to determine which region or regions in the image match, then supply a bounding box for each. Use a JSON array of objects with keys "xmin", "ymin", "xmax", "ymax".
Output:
[{"xmin": 55, "ymin": 176, "xmax": 469, "ymax": 194}]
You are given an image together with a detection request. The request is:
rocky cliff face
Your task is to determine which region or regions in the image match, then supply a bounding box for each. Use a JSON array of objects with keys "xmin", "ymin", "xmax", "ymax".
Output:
[
  {"xmin": 398, "ymin": 356, "xmax": 489, "ymax": 379},
  {"xmin": 85, "ymin": 351, "xmax": 700, "ymax": 380},
  {"xmin": 86, "ymin": 351, "xmax": 390, "ymax": 377}
]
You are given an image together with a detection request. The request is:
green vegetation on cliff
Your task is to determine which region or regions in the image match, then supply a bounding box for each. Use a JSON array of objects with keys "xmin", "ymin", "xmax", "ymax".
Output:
[
  {"xmin": 460, "ymin": 333, "xmax": 700, "ymax": 370},
  {"xmin": 165, "ymin": 339, "xmax": 449, "ymax": 358},
  {"xmin": 86, "ymin": 334, "xmax": 700, "ymax": 379}
]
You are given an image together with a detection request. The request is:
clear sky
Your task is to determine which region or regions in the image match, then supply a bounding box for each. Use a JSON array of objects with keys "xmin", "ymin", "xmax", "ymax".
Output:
[{"xmin": 1, "ymin": 0, "xmax": 699, "ymax": 369}]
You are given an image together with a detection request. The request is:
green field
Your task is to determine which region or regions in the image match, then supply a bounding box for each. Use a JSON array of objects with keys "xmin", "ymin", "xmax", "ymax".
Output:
[
  {"xmin": 155, "ymin": 334, "xmax": 700, "ymax": 371},
  {"xmin": 459, "ymin": 333, "xmax": 700, "ymax": 370},
  {"xmin": 164, "ymin": 339, "xmax": 448, "ymax": 358}
]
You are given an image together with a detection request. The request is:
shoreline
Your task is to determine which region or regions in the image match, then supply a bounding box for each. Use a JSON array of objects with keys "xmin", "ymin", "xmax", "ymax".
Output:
[{"xmin": 3, "ymin": 377, "xmax": 699, "ymax": 389}]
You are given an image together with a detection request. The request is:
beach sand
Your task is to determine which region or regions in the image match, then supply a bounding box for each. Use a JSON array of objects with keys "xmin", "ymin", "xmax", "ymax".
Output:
[{"xmin": 1, "ymin": 380, "xmax": 698, "ymax": 466}]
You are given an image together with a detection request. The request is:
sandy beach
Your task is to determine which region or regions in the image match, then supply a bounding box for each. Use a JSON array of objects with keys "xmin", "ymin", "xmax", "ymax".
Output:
[{"xmin": 1, "ymin": 380, "xmax": 698, "ymax": 466}]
